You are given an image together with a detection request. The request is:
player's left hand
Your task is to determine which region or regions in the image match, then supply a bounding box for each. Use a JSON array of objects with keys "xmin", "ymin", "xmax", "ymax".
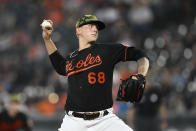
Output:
[{"xmin": 116, "ymin": 74, "xmax": 146, "ymax": 103}]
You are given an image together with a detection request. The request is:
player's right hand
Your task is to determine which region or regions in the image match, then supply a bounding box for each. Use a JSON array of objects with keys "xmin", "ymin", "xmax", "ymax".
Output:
[{"xmin": 41, "ymin": 20, "xmax": 53, "ymax": 40}]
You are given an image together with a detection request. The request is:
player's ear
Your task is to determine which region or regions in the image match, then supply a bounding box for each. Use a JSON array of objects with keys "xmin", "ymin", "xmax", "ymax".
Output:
[{"xmin": 76, "ymin": 27, "xmax": 81, "ymax": 35}]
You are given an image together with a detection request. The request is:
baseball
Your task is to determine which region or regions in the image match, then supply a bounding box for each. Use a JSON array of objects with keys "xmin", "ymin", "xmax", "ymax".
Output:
[{"xmin": 41, "ymin": 20, "xmax": 52, "ymax": 30}]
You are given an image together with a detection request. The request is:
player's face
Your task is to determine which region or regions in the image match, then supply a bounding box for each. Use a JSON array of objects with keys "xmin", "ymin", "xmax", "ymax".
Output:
[{"xmin": 77, "ymin": 24, "xmax": 98, "ymax": 43}]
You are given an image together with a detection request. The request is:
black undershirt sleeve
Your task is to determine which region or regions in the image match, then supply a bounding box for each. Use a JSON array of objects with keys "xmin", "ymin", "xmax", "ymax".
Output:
[
  {"xmin": 125, "ymin": 47, "xmax": 148, "ymax": 61},
  {"xmin": 49, "ymin": 51, "xmax": 67, "ymax": 76}
]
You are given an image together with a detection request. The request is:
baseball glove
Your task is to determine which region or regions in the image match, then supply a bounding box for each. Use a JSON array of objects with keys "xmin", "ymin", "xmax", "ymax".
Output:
[{"xmin": 116, "ymin": 74, "xmax": 146, "ymax": 103}]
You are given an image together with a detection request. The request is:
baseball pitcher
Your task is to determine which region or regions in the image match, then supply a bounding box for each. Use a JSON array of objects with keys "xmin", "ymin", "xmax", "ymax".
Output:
[{"xmin": 41, "ymin": 15, "xmax": 149, "ymax": 131}]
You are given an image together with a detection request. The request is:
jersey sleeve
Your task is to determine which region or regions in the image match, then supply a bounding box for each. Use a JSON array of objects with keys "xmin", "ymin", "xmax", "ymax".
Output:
[
  {"xmin": 49, "ymin": 51, "xmax": 67, "ymax": 76},
  {"xmin": 108, "ymin": 44, "xmax": 126, "ymax": 64},
  {"xmin": 126, "ymin": 46, "xmax": 148, "ymax": 61},
  {"xmin": 109, "ymin": 44, "xmax": 148, "ymax": 64}
]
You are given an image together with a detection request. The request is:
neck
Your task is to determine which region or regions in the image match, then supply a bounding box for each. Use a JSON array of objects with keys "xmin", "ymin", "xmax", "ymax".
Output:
[{"xmin": 78, "ymin": 38, "xmax": 93, "ymax": 51}]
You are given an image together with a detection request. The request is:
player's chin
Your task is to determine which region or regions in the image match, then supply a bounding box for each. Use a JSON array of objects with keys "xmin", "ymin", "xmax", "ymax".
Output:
[
  {"xmin": 89, "ymin": 38, "xmax": 97, "ymax": 43},
  {"xmin": 89, "ymin": 40, "xmax": 96, "ymax": 44}
]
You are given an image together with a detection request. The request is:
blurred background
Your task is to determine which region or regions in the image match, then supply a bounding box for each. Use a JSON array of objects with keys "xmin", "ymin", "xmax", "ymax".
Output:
[{"xmin": 0, "ymin": 0, "xmax": 196, "ymax": 131}]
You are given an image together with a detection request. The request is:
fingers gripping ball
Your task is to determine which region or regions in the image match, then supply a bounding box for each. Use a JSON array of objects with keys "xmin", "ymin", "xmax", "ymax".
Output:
[
  {"xmin": 116, "ymin": 74, "xmax": 146, "ymax": 103},
  {"xmin": 41, "ymin": 20, "xmax": 52, "ymax": 30}
]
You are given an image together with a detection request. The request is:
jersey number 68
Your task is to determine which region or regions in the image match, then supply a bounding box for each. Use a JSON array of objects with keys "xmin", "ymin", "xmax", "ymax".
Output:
[{"xmin": 88, "ymin": 72, "xmax": 105, "ymax": 84}]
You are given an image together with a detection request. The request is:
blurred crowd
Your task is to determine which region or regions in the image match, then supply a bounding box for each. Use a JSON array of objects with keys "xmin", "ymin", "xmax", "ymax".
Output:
[{"xmin": 0, "ymin": 0, "xmax": 196, "ymax": 123}]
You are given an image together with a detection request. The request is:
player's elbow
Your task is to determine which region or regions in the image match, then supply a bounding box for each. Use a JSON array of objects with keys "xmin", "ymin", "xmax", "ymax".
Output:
[{"xmin": 54, "ymin": 69, "xmax": 66, "ymax": 76}]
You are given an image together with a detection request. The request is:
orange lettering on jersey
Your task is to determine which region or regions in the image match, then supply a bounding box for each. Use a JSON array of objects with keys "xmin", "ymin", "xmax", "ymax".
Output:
[
  {"xmin": 76, "ymin": 60, "xmax": 83, "ymax": 68},
  {"xmin": 89, "ymin": 56, "xmax": 95, "ymax": 64},
  {"xmin": 66, "ymin": 60, "xmax": 74, "ymax": 72},
  {"xmin": 84, "ymin": 53, "xmax": 91, "ymax": 66},
  {"xmin": 66, "ymin": 53, "xmax": 102, "ymax": 77},
  {"xmin": 95, "ymin": 56, "xmax": 101, "ymax": 63}
]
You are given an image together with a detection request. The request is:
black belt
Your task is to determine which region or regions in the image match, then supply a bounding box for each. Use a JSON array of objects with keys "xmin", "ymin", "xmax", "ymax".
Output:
[{"xmin": 66, "ymin": 110, "xmax": 109, "ymax": 120}]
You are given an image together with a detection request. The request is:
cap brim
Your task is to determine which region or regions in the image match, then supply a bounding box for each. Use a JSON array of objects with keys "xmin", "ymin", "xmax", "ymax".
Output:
[{"xmin": 80, "ymin": 20, "xmax": 105, "ymax": 31}]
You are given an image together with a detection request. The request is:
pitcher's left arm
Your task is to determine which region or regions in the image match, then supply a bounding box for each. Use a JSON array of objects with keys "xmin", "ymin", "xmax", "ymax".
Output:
[
  {"xmin": 125, "ymin": 46, "xmax": 149, "ymax": 76},
  {"xmin": 137, "ymin": 57, "xmax": 149, "ymax": 76}
]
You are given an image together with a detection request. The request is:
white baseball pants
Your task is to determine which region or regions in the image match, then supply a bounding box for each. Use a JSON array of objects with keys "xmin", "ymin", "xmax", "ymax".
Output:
[{"xmin": 58, "ymin": 108, "xmax": 133, "ymax": 131}]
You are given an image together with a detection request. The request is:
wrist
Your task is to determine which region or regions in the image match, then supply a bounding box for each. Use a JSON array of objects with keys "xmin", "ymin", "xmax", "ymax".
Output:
[
  {"xmin": 44, "ymin": 38, "xmax": 52, "ymax": 42},
  {"xmin": 138, "ymin": 73, "xmax": 146, "ymax": 76}
]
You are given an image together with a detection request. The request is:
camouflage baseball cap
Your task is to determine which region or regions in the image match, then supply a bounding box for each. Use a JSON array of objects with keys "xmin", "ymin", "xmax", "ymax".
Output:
[{"xmin": 76, "ymin": 15, "xmax": 105, "ymax": 30}]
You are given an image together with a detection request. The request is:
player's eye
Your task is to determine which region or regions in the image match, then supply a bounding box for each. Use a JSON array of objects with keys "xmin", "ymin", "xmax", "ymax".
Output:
[
  {"xmin": 88, "ymin": 24, "xmax": 98, "ymax": 30},
  {"xmin": 88, "ymin": 24, "xmax": 93, "ymax": 28}
]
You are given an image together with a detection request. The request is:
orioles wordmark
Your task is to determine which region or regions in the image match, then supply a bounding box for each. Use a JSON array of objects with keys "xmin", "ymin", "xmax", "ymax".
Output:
[{"xmin": 66, "ymin": 53, "xmax": 102, "ymax": 77}]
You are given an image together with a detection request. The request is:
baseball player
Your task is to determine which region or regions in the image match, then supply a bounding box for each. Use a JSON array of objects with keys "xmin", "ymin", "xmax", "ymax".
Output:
[
  {"xmin": 41, "ymin": 15, "xmax": 149, "ymax": 131},
  {"xmin": 0, "ymin": 94, "xmax": 32, "ymax": 131}
]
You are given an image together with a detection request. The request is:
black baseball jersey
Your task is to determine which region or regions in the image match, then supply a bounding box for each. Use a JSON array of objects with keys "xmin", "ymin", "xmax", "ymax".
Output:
[{"xmin": 49, "ymin": 43, "xmax": 147, "ymax": 112}]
